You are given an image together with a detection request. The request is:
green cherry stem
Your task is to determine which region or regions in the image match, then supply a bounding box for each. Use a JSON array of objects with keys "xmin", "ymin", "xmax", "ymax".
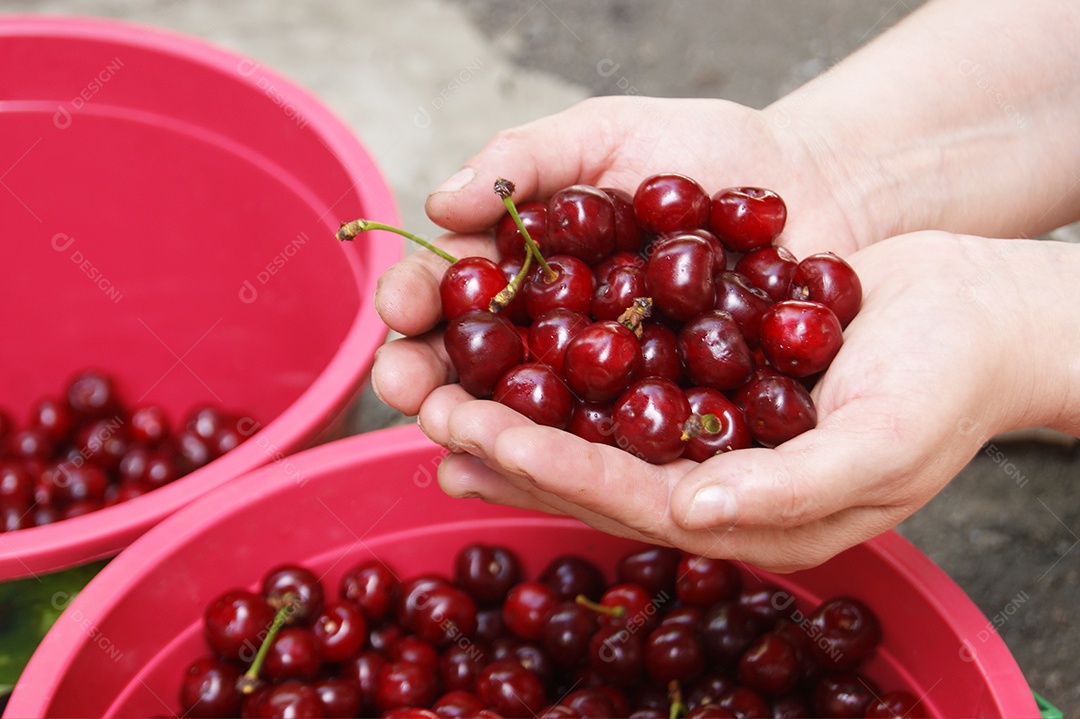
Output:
[
  {"xmin": 494, "ymin": 178, "xmax": 557, "ymax": 283},
  {"xmin": 489, "ymin": 242, "xmax": 532, "ymax": 313},
  {"xmin": 236, "ymin": 596, "xmax": 295, "ymax": 695},
  {"xmin": 337, "ymin": 219, "xmax": 458, "ymax": 264}
]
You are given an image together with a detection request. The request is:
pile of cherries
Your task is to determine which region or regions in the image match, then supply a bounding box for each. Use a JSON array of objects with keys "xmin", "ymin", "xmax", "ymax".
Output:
[
  {"xmin": 180, "ymin": 544, "xmax": 924, "ymax": 718},
  {"xmin": 346, "ymin": 174, "xmax": 861, "ymax": 463},
  {"xmin": 0, "ymin": 370, "xmax": 256, "ymax": 531}
]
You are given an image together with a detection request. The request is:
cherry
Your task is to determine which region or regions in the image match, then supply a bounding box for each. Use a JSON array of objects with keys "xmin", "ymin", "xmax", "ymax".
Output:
[
  {"xmin": 644, "ymin": 235, "xmax": 717, "ymax": 321},
  {"xmin": 686, "ymin": 671, "xmax": 734, "ymax": 710},
  {"xmin": 539, "ymin": 555, "xmax": 606, "ymax": 602},
  {"xmin": 45, "ymin": 462, "xmax": 108, "ymax": 505},
  {"xmin": 389, "ymin": 635, "xmax": 440, "ymax": 672},
  {"xmin": 612, "ymin": 378, "xmax": 691, "ymax": 464},
  {"xmin": 736, "ymin": 585, "xmax": 786, "ymax": 631},
  {"xmin": 677, "ymin": 311, "xmax": 755, "ymax": 391},
  {"xmin": 701, "ymin": 601, "xmax": 759, "ymax": 669},
  {"xmin": 503, "ymin": 580, "xmax": 559, "ymax": 641},
  {"xmin": 312, "ymin": 677, "xmax": 362, "ymax": 718},
  {"xmin": 264, "ymin": 626, "xmax": 322, "ymax": 681},
  {"xmin": 262, "ymin": 565, "xmax": 324, "ymax": 624},
  {"xmin": 806, "ymin": 596, "xmax": 882, "ymax": 670},
  {"xmin": 444, "ymin": 309, "xmax": 526, "ymax": 398},
  {"xmin": 716, "ymin": 687, "xmax": 770, "ymax": 719},
  {"xmin": 475, "ymin": 606, "xmax": 508, "ymax": 645},
  {"xmin": 28, "ymin": 398, "xmax": 73, "ymax": 443},
  {"xmin": 685, "ymin": 704, "xmax": 737, "ymax": 718},
  {"xmin": 410, "ymin": 583, "xmax": 478, "ymax": 647},
  {"xmin": 128, "ymin": 404, "xmax": 170, "ymax": 445},
  {"xmin": 643, "ymin": 622, "xmax": 705, "ymax": 684},
  {"xmin": 174, "ymin": 429, "xmax": 213, "ymax": 472},
  {"xmin": 398, "ymin": 576, "xmax": 448, "ymax": 629},
  {"xmin": 1, "ymin": 504, "xmax": 34, "ymax": 531},
  {"xmin": 563, "ymin": 321, "xmax": 644, "ymax": 403},
  {"xmin": 567, "ymin": 401, "xmax": 617, "ymax": 446},
  {"xmin": 613, "ymin": 548, "xmax": 679, "ymax": 602},
  {"xmin": 591, "ymin": 265, "xmax": 647, "ymax": 321},
  {"xmin": 369, "ymin": 620, "xmax": 407, "ymax": 653},
  {"xmin": 789, "ymin": 252, "xmax": 862, "ymax": 328},
  {"xmin": 0, "ymin": 462, "xmax": 33, "ymax": 508},
  {"xmin": 340, "ymin": 559, "xmax": 398, "ymax": 622},
  {"xmin": 179, "ymin": 656, "xmax": 242, "ymax": 719},
  {"xmin": 383, "ymin": 709, "xmax": 441, "ymax": 719},
  {"xmin": 375, "ymin": 660, "xmax": 440, "ymax": 713},
  {"xmin": 312, "ymin": 600, "xmax": 367, "ymax": 663},
  {"xmin": 594, "ymin": 251, "xmax": 646, "ymax": 282},
  {"xmin": 714, "ymin": 271, "xmax": 773, "ymax": 348},
  {"xmin": 522, "ymin": 255, "xmax": 596, "ymax": 319},
  {"xmin": 527, "ymin": 308, "xmax": 591, "ymax": 374},
  {"xmin": 708, "ymin": 188, "xmax": 787, "ymax": 253},
  {"xmin": 339, "ymin": 651, "xmax": 386, "ymax": 715},
  {"xmin": 497, "ymin": 256, "xmax": 533, "ymax": 325},
  {"xmin": 433, "ymin": 690, "xmax": 488, "ymax": 718},
  {"xmin": 589, "ymin": 624, "xmax": 645, "ymax": 688},
  {"xmin": 639, "ymin": 323, "xmax": 683, "ymax": 383},
  {"xmin": 66, "ymin": 370, "xmax": 119, "ymax": 419},
  {"xmin": 603, "ymin": 187, "xmax": 648, "ymax": 254},
  {"xmin": 561, "ymin": 687, "xmax": 617, "ymax": 718},
  {"xmin": 540, "ymin": 705, "xmax": 584, "ymax": 718},
  {"xmin": 494, "ymin": 363, "xmax": 574, "ymax": 429},
  {"xmin": 660, "ymin": 228, "xmax": 727, "ymax": 275},
  {"xmin": 6, "ymin": 428, "xmax": 52, "ymax": 462},
  {"xmin": 476, "ymin": 659, "xmax": 548, "ymax": 718},
  {"xmin": 810, "ymin": 673, "xmax": 878, "ymax": 718},
  {"xmin": 454, "ymin": 543, "xmax": 522, "ymax": 605},
  {"xmin": 658, "ymin": 606, "xmax": 704, "ymax": 633},
  {"xmin": 759, "ymin": 300, "xmax": 843, "ymax": 377},
  {"xmin": 74, "ymin": 419, "xmax": 129, "ymax": 471},
  {"xmin": 440, "ymin": 256, "xmax": 508, "ymax": 320},
  {"xmin": 736, "ymin": 632, "xmax": 801, "ymax": 695},
  {"xmin": 675, "ymin": 555, "xmax": 742, "ymax": 608},
  {"xmin": 547, "ymin": 184, "xmax": 616, "ymax": 265},
  {"xmin": 187, "ymin": 406, "xmax": 233, "ymax": 441},
  {"xmin": 540, "ymin": 600, "xmax": 599, "ymax": 667},
  {"xmin": 257, "ymin": 681, "xmax": 326, "ymax": 719},
  {"xmin": 864, "ymin": 690, "xmax": 926, "ymax": 718},
  {"xmin": 740, "ymin": 376, "xmax": 817, "ymax": 448},
  {"xmin": 734, "ymin": 246, "xmax": 798, "ymax": 303},
  {"xmin": 204, "ymin": 589, "xmax": 275, "ymax": 662},
  {"xmin": 506, "ymin": 640, "xmax": 556, "ymax": 685},
  {"xmin": 439, "ymin": 643, "xmax": 487, "ymax": 692},
  {"xmin": 769, "ymin": 693, "xmax": 811, "ymax": 719},
  {"xmin": 682, "ymin": 388, "xmax": 752, "ymax": 461},
  {"xmin": 496, "ymin": 200, "xmax": 548, "ymax": 260},
  {"xmin": 634, "ymin": 173, "xmax": 710, "ymax": 234}
]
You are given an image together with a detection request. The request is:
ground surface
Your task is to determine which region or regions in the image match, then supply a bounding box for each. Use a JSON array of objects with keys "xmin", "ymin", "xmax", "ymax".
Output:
[{"xmin": 6, "ymin": 0, "xmax": 1078, "ymax": 713}]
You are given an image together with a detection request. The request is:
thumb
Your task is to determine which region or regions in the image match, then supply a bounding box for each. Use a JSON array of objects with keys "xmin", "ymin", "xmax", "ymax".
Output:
[{"xmin": 425, "ymin": 98, "xmax": 627, "ymax": 233}]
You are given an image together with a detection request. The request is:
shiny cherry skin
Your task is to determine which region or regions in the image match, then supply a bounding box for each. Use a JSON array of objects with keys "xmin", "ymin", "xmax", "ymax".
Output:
[
  {"xmin": 864, "ymin": 690, "xmax": 927, "ymax": 718},
  {"xmin": 709, "ymin": 187, "xmax": 787, "ymax": 252},
  {"xmin": 736, "ymin": 631, "xmax": 801, "ymax": 695},
  {"xmin": 257, "ymin": 681, "xmax": 326, "ymax": 719},
  {"xmin": 547, "ymin": 184, "xmax": 616, "ymax": 265},
  {"xmin": 66, "ymin": 370, "xmax": 119, "ymax": 419},
  {"xmin": 6, "ymin": 428, "xmax": 52, "ymax": 462},
  {"xmin": 612, "ymin": 378, "xmax": 691, "ymax": 464},
  {"xmin": 591, "ymin": 265, "xmax": 647, "ymax": 321},
  {"xmin": 590, "ymin": 582, "xmax": 659, "ymax": 631},
  {"xmin": 539, "ymin": 554, "xmax": 606, "ymax": 602},
  {"xmin": 714, "ymin": 271, "xmax": 774, "ymax": 348},
  {"xmin": 677, "ymin": 310, "xmax": 755, "ymax": 391},
  {"xmin": 503, "ymin": 580, "xmax": 559, "ymax": 641},
  {"xmin": 128, "ymin": 404, "xmax": 171, "ymax": 445},
  {"xmin": 735, "ymin": 245, "xmax": 798, "ymax": 303},
  {"xmin": 203, "ymin": 589, "xmax": 275, "ymax": 662},
  {"xmin": 701, "ymin": 600, "xmax": 760, "ymax": 668},
  {"xmin": 769, "ymin": 692, "xmax": 811, "ymax": 719},
  {"xmin": 634, "ymin": 173, "xmax": 710, "ymax": 234},
  {"xmin": 589, "ymin": 624, "xmax": 645, "ymax": 687},
  {"xmin": 264, "ymin": 626, "xmax": 322, "ymax": 681},
  {"xmin": 339, "ymin": 651, "xmax": 386, "ymax": 715},
  {"xmin": 44, "ymin": 461, "xmax": 108, "ymax": 505},
  {"xmin": 638, "ymin": 323, "xmax": 682, "ymax": 383},
  {"xmin": 312, "ymin": 600, "xmax": 367, "ymax": 663},
  {"xmin": 561, "ymin": 688, "xmax": 617, "ymax": 718},
  {"xmin": 541, "ymin": 600, "xmax": 599, "ymax": 667},
  {"xmin": 682, "ymin": 387, "xmax": 752, "ymax": 461},
  {"xmin": 28, "ymin": 398, "xmax": 73, "ymax": 442},
  {"xmin": 522, "ymin": 255, "xmax": 596, "ymax": 319},
  {"xmin": 494, "ymin": 363, "xmax": 574, "ymax": 429},
  {"xmin": 440, "ymin": 256, "xmax": 508, "ymax": 320},
  {"xmin": 760, "ymin": 299, "xmax": 843, "ymax": 377},
  {"xmin": 685, "ymin": 706, "xmax": 736, "ymax": 719},
  {"xmin": 811, "ymin": 673, "xmax": 878, "ymax": 718},
  {"xmin": 174, "ymin": 429, "xmax": 212, "ymax": 472},
  {"xmin": 496, "ymin": 256, "xmax": 533, "ymax": 325},
  {"xmin": 74, "ymin": 420, "xmax": 129, "ymax": 471},
  {"xmin": 262, "ymin": 564, "xmax": 324, "ymax": 624},
  {"xmin": 567, "ymin": 401, "xmax": 617, "ymax": 446},
  {"xmin": 685, "ymin": 671, "xmax": 734, "ymax": 710},
  {"xmin": 138, "ymin": 451, "xmax": 180, "ymax": 490},
  {"xmin": 438, "ymin": 644, "xmax": 487, "ymax": 693},
  {"xmin": 603, "ymin": 187, "xmax": 648, "ymax": 254},
  {"xmin": 433, "ymin": 690, "xmax": 488, "ymax": 718},
  {"xmin": 741, "ymin": 375, "xmax": 817, "ymax": 448},
  {"xmin": 388, "ymin": 635, "xmax": 439, "ymax": 671},
  {"xmin": 375, "ymin": 660, "xmax": 440, "ymax": 714},
  {"xmin": 496, "ymin": 200, "xmax": 548, "ymax": 260},
  {"xmin": 313, "ymin": 677, "xmax": 362, "ymax": 718},
  {"xmin": 454, "ymin": 543, "xmax": 521, "ymax": 605},
  {"xmin": 594, "ymin": 251, "xmax": 646, "ymax": 282},
  {"xmin": 0, "ymin": 462, "xmax": 33, "ymax": 508},
  {"xmin": 645, "ymin": 235, "xmax": 716, "ymax": 322},
  {"xmin": 616, "ymin": 546, "xmax": 683, "ymax": 598},
  {"xmin": 643, "ymin": 622, "xmax": 705, "ymax": 684},
  {"xmin": 397, "ymin": 575, "xmax": 448, "ymax": 630},
  {"xmin": 659, "ymin": 228, "xmax": 726, "ymax": 275},
  {"xmin": 340, "ymin": 558, "xmax": 398, "ymax": 621},
  {"xmin": 716, "ymin": 687, "xmax": 770, "ymax": 719},
  {"xmin": 789, "ymin": 252, "xmax": 862, "ymax": 328},
  {"xmin": 527, "ymin": 308, "xmax": 591, "ymax": 374},
  {"xmin": 411, "ymin": 583, "xmax": 478, "ymax": 647},
  {"xmin": 563, "ymin": 321, "xmax": 644, "ymax": 403},
  {"xmin": 476, "ymin": 659, "xmax": 547, "ymax": 718},
  {"xmin": 474, "ymin": 606, "xmax": 507, "ymax": 645},
  {"xmin": 445, "ymin": 309, "xmax": 526, "ymax": 398},
  {"xmin": 179, "ymin": 656, "xmax": 242, "ymax": 719},
  {"xmin": 675, "ymin": 555, "xmax": 741, "ymax": 607},
  {"xmin": 737, "ymin": 584, "xmax": 786, "ymax": 630},
  {"xmin": 807, "ymin": 596, "xmax": 882, "ymax": 670}
]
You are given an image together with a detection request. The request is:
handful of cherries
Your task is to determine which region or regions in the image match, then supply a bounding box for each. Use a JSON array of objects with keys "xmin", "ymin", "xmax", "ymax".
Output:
[
  {"xmin": 343, "ymin": 174, "xmax": 861, "ymax": 464},
  {"xmin": 180, "ymin": 543, "xmax": 923, "ymax": 718}
]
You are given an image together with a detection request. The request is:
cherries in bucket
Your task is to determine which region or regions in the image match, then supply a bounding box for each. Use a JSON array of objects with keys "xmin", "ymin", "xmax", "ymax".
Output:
[{"xmin": 340, "ymin": 175, "xmax": 860, "ymax": 463}]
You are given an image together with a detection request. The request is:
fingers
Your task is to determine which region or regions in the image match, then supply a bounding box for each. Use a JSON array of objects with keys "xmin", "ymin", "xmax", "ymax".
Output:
[
  {"xmin": 371, "ymin": 333, "xmax": 455, "ymax": 417},
  {"xmin": 425, "ymin": 98, "xmax": 629, "ymax": 233},
  {"xmin": 437, "ymin": 452, "xmax": 566, "ymax": 516},
  {"xmin": 416, "ymin": 383, "xmax": 473, "ymax": 447},
  {"xmin": 374, "ymin": 234, "xmax": 497, "ymax": 337}
]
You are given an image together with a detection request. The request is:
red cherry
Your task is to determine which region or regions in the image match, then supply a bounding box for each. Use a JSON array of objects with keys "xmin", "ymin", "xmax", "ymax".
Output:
[
  {"xmin": 714, "ymin": 271, "xmax": 774, "ymax": 348},
  {"xmin": 312, "ymin": 678, "xmax": 362, "ymax": 718},
  {"xmin": 591, "ymin": 265, "xmax": 647, "ymax": 321},
  {"xmin": 503, "ymin": 580, "xmax": 559, "ymax": 641},
  {"xmin": 735, "ymin": 245, "xmax": 798, "ymax": 303},
  {"xmin": 589, "ymin": 623, "xmax": 645, "ymax": 688},
  {"xmin": 522, "ymin": 255, "xmax": 596, "ymax": 319},
  {"xmin": 440, "ymin": 257, "xmax": 509, "ymax": 320},
  {"xmin": 28, "ymin": 398, "xmax": 74, "ymax": 443},
  {"xmin": 806, "ymin": 596, "xmax": 882, "ymax": 670},
  {"xmin": 547, "ymin": 185, "xmax": 616, "ymax": 265},
  {"xmin": 602, "ymin": 187, "xmax": 648, "ymax": 254},
  {"xmin": 179, "ymin": 656, "xmax": 242, "ymax": 719},
  {"xmin": 375, "ymin": 660, "xmax": 440, "ymax": 714},
  {"xmin": 312, "ymin": 600, "xmax": 367, "ymax": 663},
  {"xmin": 563, "ymin": 321, "xmax": 644, "ymax": 403},
  {"xmin": 433, "ymin": 690, "xmax": 488, "ymax": 718},
  {"xmin": 339, "ymin": 558, "xmax": 398, "ymax": 622},
  {"xmin": 638, "ymin": 323, "xmax": 683, "ymax": 383},
  {"xmin": 634, "ymin": 173, "xmax": 710, "ymax": 234},
  {"xmin": 645, "ymin": 235, "xmax": 716, "ymax": 322},
  {"xmin": 864, "ymin": 690, "xmax": 927, "ymax": 718},
  {"xmin": 643, "ymin": 622, "xmax": 705, "ymax": 685},
  {"xmin": 203, "ymin": 589, "xmax": 275, "ymax": 662},
  {"xmin": 494, "ymin": 363, "xmax": 574, "ymax": 429},
  {"xmin": 659, "ymin": 228, "xmax": 726, "ymax": 275},
  {"xmin": 263, "ymin": 626, "xmax": 322, "ymax": 681},
  {"xmin": 811, "ymin": 673, "xmax": 878, "ymax": 718},
  {"xmin": 709, "ymin": 187, "xmax": 787, "ymax": 252},
  {"xmin": 616, "ymin": 546, "xmax": 683, "ymax": 599},
  {"xmin": 439, "ymin": 644, "xmax": 487, "ymax": 693},
  {"xmin": 495, "ymin": 200, "xmax": 548, "ymax": 260},
  {"xmin": 262, "ymin": 564, "xmax": 324, "ymax": 624},
  {"xmin": 539, "ymin": 555, "xmax": 606, "ymax": 602},
  {"xmin": 66, "ymin": 370, "xmax": 120, "ymax": 419},
  {"xmin": 736, "ymin": 631, "xmax": 801, "ymax": 695},
  {"xmin": 476, "ymin": 659, "xmax": 547, "ymax": 718},
  {"xmin": 256, "ymin": 681, "xmax": 325, "ymax": 718},
  {"xmin": 594, "ymin": 251, "xmax": 646, "ymax": 282},
  {"xmin": 675, "ymin": 555, "xmax": 741, "ymax": 607},
  {"xmin": 789, "ymin": 252, "xmax": 863, "ymax": 328},
  {"xmin": 454, "ymin": 543, "xmax": 521, "ymax": 605},
  {"xmin": 759, "ymin": 300, "xmax": 843, "ymax": 377},
  {"xmin": 567, "ymin": 401, "xmax": 617, "ymax": 446},
  {"xmin": 612, "ymin": 378, "xmax": 691, "ymax": 464},
  {"xmin": 0, "ymin": 462, "xmax": 34, "ymax": 508},
  {"xmin": 677, "ymin": 311, "xmax": 755, "ymax": 391},
  {"xmin": 682, "ymin": 388, "xmax": 752, "ymax": 461},
  {"xmin": 444, "ymin": 310, "xmax": 526, "ymax": 398},
  {"xmin": 740, "ymin": 375, "xmax": 817, "ymax": 448},
  {"xmin": 128, "ymin": 405, "xmax": 171, "ymax": 445},
  {"xmin": 527, "ymin": 308, "xmax": 591, "ymax": 374}
]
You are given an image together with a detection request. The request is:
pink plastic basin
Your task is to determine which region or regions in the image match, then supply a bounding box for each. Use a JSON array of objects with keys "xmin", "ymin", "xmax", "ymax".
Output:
[
  {"xmin": 7, "ymin": 425, "xmax": 1037, "ymax": 718},
  {"xmin": 0, "ymin": 16, "xmax": 400, "ymax": 579}
]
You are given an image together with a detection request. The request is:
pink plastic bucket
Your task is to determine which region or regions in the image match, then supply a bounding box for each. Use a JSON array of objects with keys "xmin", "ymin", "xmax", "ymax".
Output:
[
  {"xmin": 0, "ymin": 16, "xmax": 400, "ymax": 579},
  {"xmin": 6, "ymin": 425, "xmax": 1038, "ymax": 718}
]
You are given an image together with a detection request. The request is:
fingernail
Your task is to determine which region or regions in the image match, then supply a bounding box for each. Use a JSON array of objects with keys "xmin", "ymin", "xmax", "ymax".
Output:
[
  {"xmin": 685, "ymin": 486, "xmax": 737, "ymax": 527},
  {"xmin": 432, "ymin": 167, "xmax": 474, "ymax": 194}
]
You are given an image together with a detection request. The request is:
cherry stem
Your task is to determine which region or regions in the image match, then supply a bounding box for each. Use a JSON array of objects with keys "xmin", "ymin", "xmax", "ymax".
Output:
[
  {"xmin": 667, "ymin": 680, "xmax": 685, "ymax": 719},
  {"xmin": 617, "ymin": 297, "xmax": 654, "ymax": 339},
  {"xmin": 494, "ymin": 178, "xmax": 557, "ymax": 283},
  {"xmin": 337, "ymin": 219, "xmax": 458, "ymax": 264},
  {"xmin": 574, "ymin": 593, "xmax": 625, "ymax": 619},
  {"xmin": 680, "ymin": 413, "xmax": 722, "ymax": 442},
  {"xmin": 489, "ymin": 242, "xmax": 532, "ymax": 313},
  {"xmin": 236, "ymin": 595, "xmax": 295, "ymax": 695}
]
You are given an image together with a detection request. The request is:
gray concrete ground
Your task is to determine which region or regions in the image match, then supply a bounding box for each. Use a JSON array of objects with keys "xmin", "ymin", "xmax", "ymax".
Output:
[{"xmin": 6, "ymin": 0, "xmax": 1078, "ymax": 713}]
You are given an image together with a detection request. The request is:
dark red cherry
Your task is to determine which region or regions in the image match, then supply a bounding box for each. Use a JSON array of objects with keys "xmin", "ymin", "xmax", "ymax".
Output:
[
  {"xmin": 438, "ymin": 644, "xmax": 487, "ymax": 693},
  {"xmin": 806, "ymin": 596, "xmax": 882, "ymax": 670},
  {"xmin": 716, "ymin": 687, "xmax": 770, "ymax": 719},
  {"xmin": 66, "ymin": 370, "xmax": 120, "ymax": 419},
  {"xmin": 340, "ymin": 559, "xmax": 398, "ymax": 622},
  {"xmin": 683, "ymin": 387, "xmax": 752, "ymax": 461},
  {"xmin": 186, "ymin": 406, "xmax": 232, "ymax": 441},
  {"xmin": 737, "ymin": 584, "xmax": 787, "ymax": 631},
  {"xmin": 312, "ymin": 600, "xmax": 367, "ymax": 663},
  {"xmin": 476, "ymin": 659, "xmax": 547, "ymax": 718},
  {"xmin": 262, "ymin": 564, "xmax": 324, "ymax": 624},
  {"xmin": 769, "ymin": 693, "xmax": 811, "ymax": 719},
  {"xmin": 616, "ymin": 546, "xmax": 682, "ymax": 599},
  {"xmin": 496, "ymin": 200, "xmax": 548, "ymax": 260},
  {"xmin": 445, "ymin": 309, "xmax": 526, "ymax": 398},
  {"xmin": 759, "ymin": 300, "xmax": 843, "ymax": 377},
  {"xmin": 741, "ymin": 375, "xmax": 817, "ymax": 448},
  {"xmin": 811, "ymin": 673, "xmax": 878, "ymax": 718},
  {"xmin": 638, "ymin": 323, "xmax": 682, "ymax": 382},
  {"xmin": 257, "ymin": 681, "xmax": 326, "ymax": 718},
  {"xmin": 709, "ymin": 187, "xmax": 787, "ymax": 252},
  {"xmin": 864, "ymin": 690, "xmax": 927, "ymax": 718},
  {"xmin": 547, "ymin": 185, "xmax": 617, "ymax": 265},
  {"xmin": 503, "ymin": 580, "xmax": 559, "ymax": 641},
  {"xmin": 496, "ymin": 256, "xmax": 533, "ymax": 325},
  {"xmin": 128, "ymin": 405, "xmax": 170, "ymax": 445},
  {"xmin": 494, "ymin": 363, "xmax": 574, "ymax": 429},
  {"xmin": 174, "ymin": 429, "xmax": 212, "ymax": 472},
  {"xmin": 561, "ymin": 688, "xmax": 617, "ymax": 719},
  {"xmin": 339, "ymin": 651, "xmax": 386, "ymax": 716},
  {"xmin": 594, "ymin": 251, "xmax": 646, "ymax": 282},
  {"xmin": 685, "ymin": 671, "xmax": 734, "ymax": 711},
  {"xmin": 589, "ymin": 624, "xmax": 645, "ymax": 688},
  {"xmin": 397, "ymin": 575, "xmax": 448, "ymax": 630},
  {"xmin": 591, "ymin": 265, "xmax": 647, "ymax": 321},
  {"xmin": 522, "ymin": 255, "xmax": 596, "ymax": 319},
  {"xmin": 714, "ymin": 271, "xmax": 773, "ymax": 348},
  {"xmin": 440, "ymin": 256, "xmax": 509, "ymax": 320},
  {"xmin": 203, "ymin": 589, "xmax": 275, "ymax": 662},
  {"xmin": 1, "ymin": 504, "xmax": 34, "ymax": 531},
  {"xmin": 677, "ymin": 311, "xmax": 755, "ymax": 391},
  {"xmin": 735, "ymin": 246, "xmax": 798, "ymax": 303},
  {"xmin": 701, "ymin": 601, "xmax": 759, "ymax": 668},
  {"xmin": 633, "ymin": 173, "xmax": 710, "ymax": 234},
  {"xmin": 643, "ymin": 622, "xmax": 705, "ymax": 684},
  {"xmin": 603, "ymin": 187, "xmax": 648, "ymax": 254},
  {"xmin": 44, "ymin": 461, "xmax": 108, "ymax": 505},
  {"xmin": 736, "ymin": 632, "xmax": 801, "ymax": 695},
  {"xmin": 527, "ymin": 308, "xmax": 591, "ymax": 374},
  {"xmin": 454, "ymin": 543, "xmax": 521, "ymax": 605},
  {"xmin": 74, "ymin": 419, "xmax": 129, "ymax": 471},
  {"xmin": 789, "ymin": 252, "xmax": 862, "ymax": 328},
  {"xmin": 6, "ymin": 428, "xmax": 52, "ymax": 462},
  {"xmin": 685, "ymin": 706, "xmax": 736, "ymax": 719},
  {"xmin": 411, "ymin": 583, "xmax": 478, "ymax": 647},
  {"xmin": 563, "ymin": 321, "xmax": 644, "ymax": 403},
  {"xmin": 539, "ymin": 554, "xmax": 606, "ymax": 602},
  {"xmin": 613, "ymin": 378, "xmax": 692, "ymax": 464},
  {"xmin": 675, "ymin": 555, "xmax": 741, "ymax": 607},
  {"xmin": 389, "ymin": 635, "xmax": 440, "ymax": 672},
  {"xmin": 660, "ymin": 228, "xmax": 726, "ymax": 275},
  {"xmin": 567, "ymin": 401, "xmax": 617, "ymax": 446},
  {"xmin": 313, "ymin": 678, "xmax": 362, "ymax": 718},
  {"xmin": 375, "ymin": 660, "xmax": 440, "ymax": 713},
  {"xmin": 475, "ymin": 606, "xmax": 507, "ymax": 645},
  {"xmin": 541, "ymin": 600, "xmax": 599, "ymax": 667},
  {"xmin": 264, "ymin": 626, "xmax": 322, "ymax": 681},
  {"xmin": 179, "ymin": 656, "xmax": 242, "ymax": 719},
  {"xmin": 645, "ymin": 235, "xmax": 716, "ymax": 322},
  {"xmin": 0, "ymin": 462, "xmax": 34, "ymax": 508},
  {"xmin": 28, "ymin": 398, "xmax": 73, "ymax": 443},
  {"xmin": 433, "ymin": 690, "xmax": 488, "ymax": 718}
]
